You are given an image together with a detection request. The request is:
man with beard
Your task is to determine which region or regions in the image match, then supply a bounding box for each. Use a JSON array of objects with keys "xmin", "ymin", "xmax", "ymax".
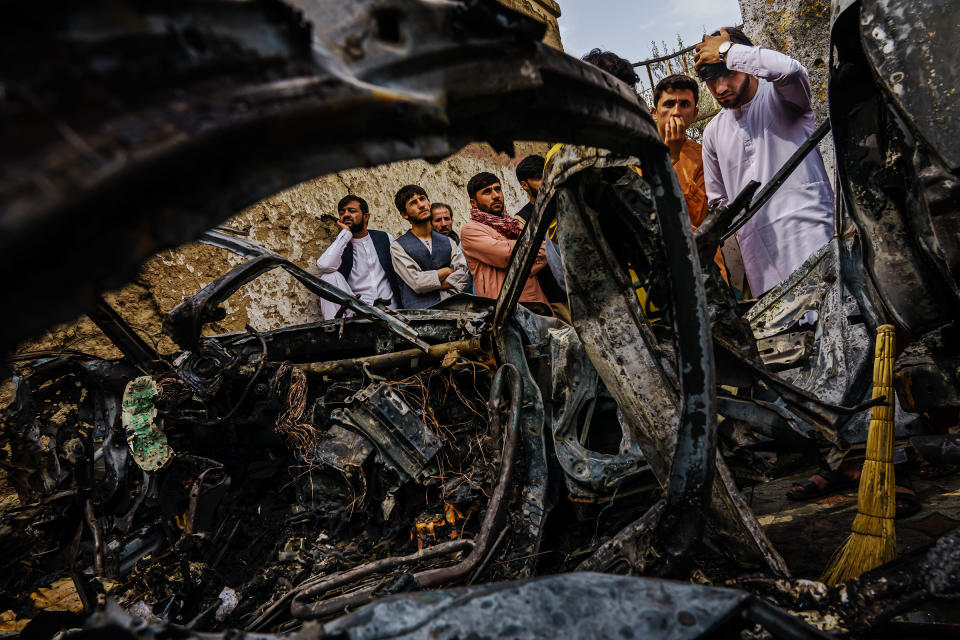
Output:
[
  {"xmin": 429, "ymin": 203, "xmax": 458, "ymax": 243},
  {"xmin": 460, "ymin": 171, "xmax": 551, "ymax": 313},
  {"xmin": 390, "ymin": 185, "xmax": 471, "ymax": 309},
  {"xmin": 315, "ymin": 194, "xmax": 401, "ymax": 319},
  {"xmin": 695, "ymin": 27, "xmax": 833, "ymax": 296}
]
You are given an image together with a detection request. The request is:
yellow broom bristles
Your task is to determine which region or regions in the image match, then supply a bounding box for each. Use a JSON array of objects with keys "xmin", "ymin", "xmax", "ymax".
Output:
[{"xmin": 822, "ymin": 324, "xmax": 897, "ymax": 586}]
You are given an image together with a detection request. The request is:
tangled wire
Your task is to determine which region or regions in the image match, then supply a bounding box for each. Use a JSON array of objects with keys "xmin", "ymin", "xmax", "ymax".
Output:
[{"xmin": 272, "ymin": 362, "xmax": 320, "ymax": 455}]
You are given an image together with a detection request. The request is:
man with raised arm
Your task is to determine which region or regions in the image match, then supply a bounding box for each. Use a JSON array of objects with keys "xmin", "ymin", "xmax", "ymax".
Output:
[
  {"xmin": 695, "ymin": 27, "xmax": 833, "ymax": 296},
  {"xmin": 315, "ymin": 195, "xmax": 401, "ymax": 319}
]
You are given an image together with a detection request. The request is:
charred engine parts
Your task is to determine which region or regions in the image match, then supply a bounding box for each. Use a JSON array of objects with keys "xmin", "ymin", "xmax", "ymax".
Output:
[{"xmin": 333, "ymin": 384, "xmax": 442, "ymax": 485}]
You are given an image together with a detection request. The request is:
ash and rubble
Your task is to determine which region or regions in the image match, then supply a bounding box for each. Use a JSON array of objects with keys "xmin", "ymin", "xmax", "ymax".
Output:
[{"xmin": 2, "ymin": 0, "xmax": 960, "ymax": 638}]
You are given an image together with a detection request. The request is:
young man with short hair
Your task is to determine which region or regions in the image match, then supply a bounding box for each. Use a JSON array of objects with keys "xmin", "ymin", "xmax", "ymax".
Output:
[
  {"xmin": 430, "ymin": 202, "xmax": 458, "ymax": 244},
  {"xmin": 315, "ymin": 195, "xmax": 401, "ymax": 319},
  {"xmin": 514, "ymin": 155, "xmax": 545, "ymax": 224},
  {"xmin": 459, "ymin": 172, "xmax": 551, "ymax": 311},
  {"xmin": 652, "ymin": 74, "xmax": 727, "ymax": 281},
  {"xmin": 390, "ymin": 185, "xmax": 471, "ymax": 309},
  {"xmin": 581, "ymin": 49, "xmax": 640, "ymax": 90},
  {"xmin": 695, "ymin": 27, "xmax": 833, "ymax": 296},
  {"xmin": 512, "ymin": 155, "xmax": 570, "ymax": 322}
]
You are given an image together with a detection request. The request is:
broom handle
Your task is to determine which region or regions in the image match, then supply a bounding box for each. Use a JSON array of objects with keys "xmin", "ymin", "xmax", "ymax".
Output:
[{"xmin": 860, "ymin": 324, "xmax": 896, "ymax": 518}]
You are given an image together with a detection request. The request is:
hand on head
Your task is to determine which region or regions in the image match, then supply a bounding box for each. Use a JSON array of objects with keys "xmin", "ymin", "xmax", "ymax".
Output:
[{"xmin": 694, "ymin": 28, "xmax": 730, "ymax": 68}]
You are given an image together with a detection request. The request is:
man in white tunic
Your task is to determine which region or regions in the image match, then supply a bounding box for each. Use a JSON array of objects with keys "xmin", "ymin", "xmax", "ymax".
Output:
[
  {"xmin": 694, "ymin": 27, "xmax": 833, "ymax": 296},
  {"xmin": 315, "ymin": 195, "xmax": 401, "ymax": 319}
]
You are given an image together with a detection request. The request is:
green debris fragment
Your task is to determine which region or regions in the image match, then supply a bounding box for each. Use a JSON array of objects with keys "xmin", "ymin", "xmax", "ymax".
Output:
[{"xmin": 121, "ymin": 376, "xmax": 173, "ymax": 471}]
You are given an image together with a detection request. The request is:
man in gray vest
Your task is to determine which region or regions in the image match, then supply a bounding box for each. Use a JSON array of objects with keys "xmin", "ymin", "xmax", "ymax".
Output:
[
  {"xmin": 316, "ymin": 194, "xmax": 402, "ymax": 319},
  {"xmin": 390, "ymin": 185, "xmax": 471, "ymax": 309}
]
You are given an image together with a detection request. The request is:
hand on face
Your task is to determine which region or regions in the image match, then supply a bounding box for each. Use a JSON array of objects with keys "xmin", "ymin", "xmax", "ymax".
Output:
[
  {"xmin": 694, "ymin": 28, "xmax": 730, "ymax": 68},
  {"xmin": 338, "ymin": 203, "xmax": 366, "ymax": 233},
  {"xmin": 664, "ymin": 116, "xmax": 686, "ymax": 162},
  {"xmin": 654, "ymin": 88, "xmax": 696, "ymax": 162},
  {"xmin": 663, "ymin": 115, "xmax": 685, "ymax": 142}
]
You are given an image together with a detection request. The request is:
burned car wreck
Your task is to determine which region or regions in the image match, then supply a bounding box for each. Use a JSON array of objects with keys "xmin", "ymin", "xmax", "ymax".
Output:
[{"xmin": 2, "ymin": 0, "xmax": 960, "ymax": 638}]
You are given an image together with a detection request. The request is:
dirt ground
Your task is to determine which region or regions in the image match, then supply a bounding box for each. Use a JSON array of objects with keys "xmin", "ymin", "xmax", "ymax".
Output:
[{"xmin": 750, "ymin": 457, "xmax": 960, "ymax": 579}]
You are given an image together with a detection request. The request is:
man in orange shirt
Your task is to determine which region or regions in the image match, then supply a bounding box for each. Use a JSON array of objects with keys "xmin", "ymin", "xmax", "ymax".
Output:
[{"xmin": 652, "ymin": 74, "xmax": 728, "ymax": 281}]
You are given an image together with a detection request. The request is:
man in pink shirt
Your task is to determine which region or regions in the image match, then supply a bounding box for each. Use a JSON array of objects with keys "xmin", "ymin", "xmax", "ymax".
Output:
[{"xmin": 459, "ymin": 171, "xmax": 551, "ymax": 313}]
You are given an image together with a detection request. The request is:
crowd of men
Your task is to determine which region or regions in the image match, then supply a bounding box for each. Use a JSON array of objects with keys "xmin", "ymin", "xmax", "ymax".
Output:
[{"xmin": 315, "ymin": 27, "xmax": 834, "ymax": 326}]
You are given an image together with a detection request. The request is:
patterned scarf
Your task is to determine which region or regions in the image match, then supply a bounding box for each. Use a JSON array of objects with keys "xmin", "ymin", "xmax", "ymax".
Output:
[{"xmin": 470, "ymin": 207, "xmax": 524, "ymax": 240}]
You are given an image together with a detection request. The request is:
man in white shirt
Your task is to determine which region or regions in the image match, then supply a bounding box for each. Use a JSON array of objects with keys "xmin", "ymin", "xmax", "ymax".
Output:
[
  {"xmin": 315, "ymin": 195, "xmax": 401, "ymax": 319},
  {"xmin": 694, "ymin": 27, "xmax": 833, "ymax": 296},
  {"xmin": 390, "ymin": 185, "xmax": 471, "ymax": 309}
]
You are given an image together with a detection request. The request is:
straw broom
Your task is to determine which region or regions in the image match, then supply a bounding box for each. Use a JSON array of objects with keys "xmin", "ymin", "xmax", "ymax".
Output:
[{"xmin": 822, "ymin": 324, "xmax": 897, "ymax": 585}]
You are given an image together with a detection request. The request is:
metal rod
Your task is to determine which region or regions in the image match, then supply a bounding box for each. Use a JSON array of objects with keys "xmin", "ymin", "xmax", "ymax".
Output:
[
  {"xmin": 199, "ymin": 230, "xmax": 430, "ymax": 352},
  {"xmin": 721, "ymin": 118, "xmax": 832, "ymax": 242},
  {"xmin": 86, "ymin": 297, "xmax": 160, "ymax": 366},
  {"xmin": 631, "ymin": 24, "xmax": 744, "ymax": 67},
  {"xmin": 299, "ymin": 339, "xmax": 487, "ymax": 378}
]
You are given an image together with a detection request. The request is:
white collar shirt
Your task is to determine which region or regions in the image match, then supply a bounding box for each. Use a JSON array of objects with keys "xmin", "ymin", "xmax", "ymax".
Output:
[
  {"xmin": 702, "ymin": 44, "xmax": 834, "ymax": 296},
  {"xmin": 348, "ymin": 233, "xmax": 397, "ymax": 308}
]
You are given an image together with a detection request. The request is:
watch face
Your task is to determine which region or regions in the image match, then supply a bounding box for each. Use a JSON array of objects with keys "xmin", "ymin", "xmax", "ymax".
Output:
[{"xmin": 719, "ymin": 42, "xmax": 732, "ymax": 54}]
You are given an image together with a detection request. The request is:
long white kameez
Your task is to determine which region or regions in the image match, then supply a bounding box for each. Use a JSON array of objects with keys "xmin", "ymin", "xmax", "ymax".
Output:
[{"xmin": 702, "ymin": 44, "xmax": 834, "ymax": 296}]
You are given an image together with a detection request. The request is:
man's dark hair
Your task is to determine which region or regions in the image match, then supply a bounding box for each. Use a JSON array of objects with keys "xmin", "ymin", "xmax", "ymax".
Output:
[
  {"xmin": 466, "ymin": 172, "xmax": 500, "ymax": 200},
  {"xmin": 653, "ymin": 74, "xmax": 700, "ymax": 108},
  {"xmin": 581, "ymin": 49, "xmax": 639, "ymax": 87},
  {"xmin": 394, "ymin": 184, "xmax": 427, "ymax": 213},
  {"xmin": 696, "ymin": 27, "xmax": 754, "ymax": 82},
  {"xmin": 338, "ymin": 194, "xmax": 368, "ymax": 214},
  {"xmin": 716, "ymin": 26, "xmax": 753, "ymax": 47},
  {"xmin": 431, "ymin": 202, "xmax": 453, "ymax": 217},
  {"xmin": 516, "ymin": 155, "xmax": 545, "ymax": 185}
]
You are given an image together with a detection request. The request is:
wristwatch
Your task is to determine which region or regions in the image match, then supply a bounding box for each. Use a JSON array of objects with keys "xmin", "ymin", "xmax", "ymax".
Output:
[{"xmin": 718, "ymin": 41, "xmax": 733, "ymax": 63}]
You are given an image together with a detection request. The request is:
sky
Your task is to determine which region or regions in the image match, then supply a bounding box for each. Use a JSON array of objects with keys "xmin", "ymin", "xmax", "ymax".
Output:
[{"xmin": 557, "ymin": 0, "xmax": 743, "ymax": 93}]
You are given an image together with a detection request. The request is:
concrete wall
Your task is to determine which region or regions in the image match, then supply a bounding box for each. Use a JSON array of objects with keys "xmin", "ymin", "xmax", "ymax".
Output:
[{"xmin": 738, "ymin": 0, "xmax": 835, "ymax": 179}]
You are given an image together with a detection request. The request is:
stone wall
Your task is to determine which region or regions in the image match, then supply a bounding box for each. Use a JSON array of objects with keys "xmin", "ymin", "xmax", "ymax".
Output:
[{"xmin": 738, "ymin": 0, "xmax": 835, "ymax": 179}]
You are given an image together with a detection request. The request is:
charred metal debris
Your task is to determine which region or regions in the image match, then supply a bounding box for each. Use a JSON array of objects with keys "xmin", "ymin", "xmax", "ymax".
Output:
[{"xmin": 2, "ymin": 0, "xmax": 960, "ymax": 638}]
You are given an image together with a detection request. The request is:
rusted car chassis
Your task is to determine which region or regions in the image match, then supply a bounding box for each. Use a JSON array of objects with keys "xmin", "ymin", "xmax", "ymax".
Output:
[{"xmin": 2, "ymin": 0, "xmax": 960, "ymax": 638}]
